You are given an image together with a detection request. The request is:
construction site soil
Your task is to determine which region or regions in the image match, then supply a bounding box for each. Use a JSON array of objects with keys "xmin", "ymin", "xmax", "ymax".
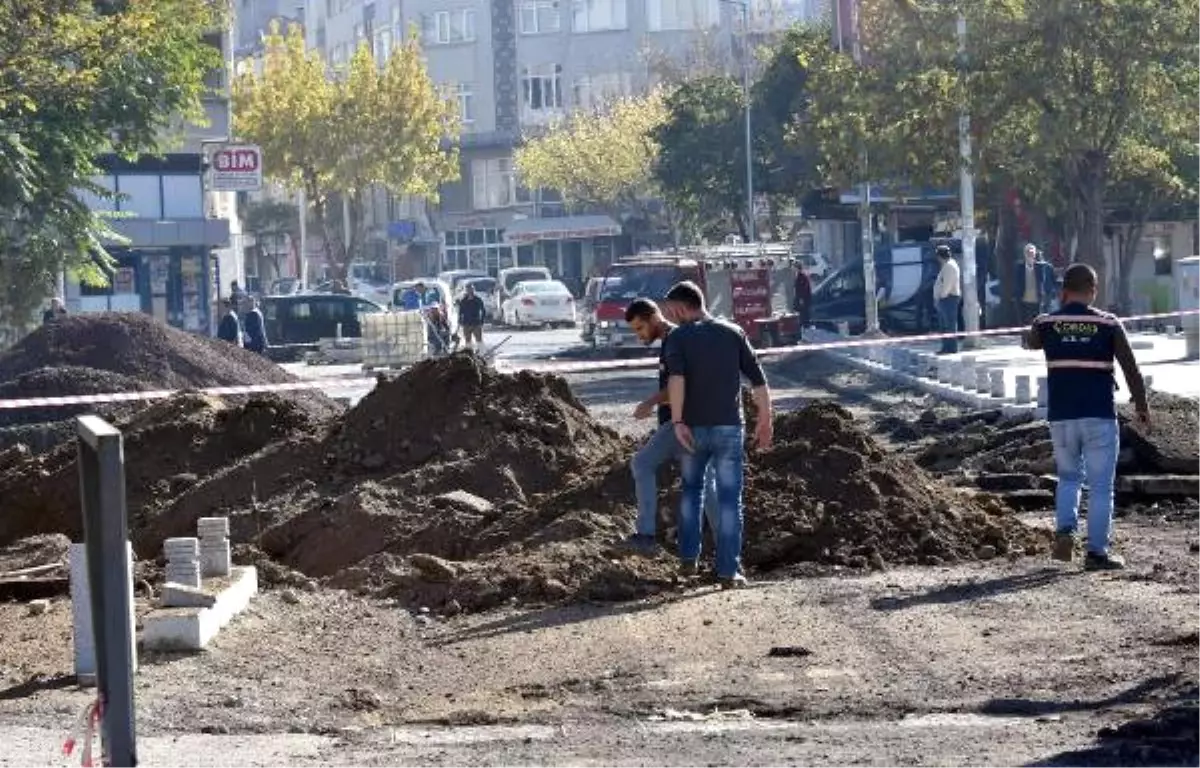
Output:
[
  {"xmin": 0, "ymin": 353, "xmax": 1055, "ymax": 613},
  {"xmin": 0, "ymin": 312, "xmax": 338, "ymax": 437}
]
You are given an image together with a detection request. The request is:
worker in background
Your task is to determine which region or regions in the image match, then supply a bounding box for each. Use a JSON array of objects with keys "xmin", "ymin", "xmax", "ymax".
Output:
[
  {"xmin": 456, "ymin": 283, "xmax": 486, "ymax": 350},
  {"xmin": 216, "ymin": 298, "xmax": 242, "ymax": 347},
  {"xmin": 42, "ymin": 297, "xmax": 67, "ymax": 325},
  {"xmin": 620, "ymin": 298, "xmax": 718, "ymax": 556},
  {"xmin": 1014, "ymin": 243, "xmax": 1058, "ymax": 323},
  {"xmin": 1025, "ymin": 263, "xmax": 1150, "ymax": 571},
  {"xmin": 242, "ymin": 296, "xmax": 269, "ymax": 355},
  {"xmin": 792, "ymin": 270, "xmax": 812, "ymax": 328},
  {"xmin": 932, "ymin": 244, "xmax": 962, "ymax": 354}
]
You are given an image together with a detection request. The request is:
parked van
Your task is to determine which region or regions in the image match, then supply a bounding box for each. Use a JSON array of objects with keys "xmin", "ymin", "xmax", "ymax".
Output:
[
  {"xmin": 809, "ymin": 239, "xmax": 989, "ymax": 335},
  {"xmin": 260, "ymin": 294, "xmax": 387, "ymax": 360}
]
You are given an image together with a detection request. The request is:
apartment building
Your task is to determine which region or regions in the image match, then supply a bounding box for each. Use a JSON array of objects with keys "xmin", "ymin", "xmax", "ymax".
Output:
[
  {"xmin": 71, "ymin": 23, "xmax": 240, "ymax": 335},
  {"xmin": 297, "ymin": 0, "xmax": 827, "ymax": 287}
]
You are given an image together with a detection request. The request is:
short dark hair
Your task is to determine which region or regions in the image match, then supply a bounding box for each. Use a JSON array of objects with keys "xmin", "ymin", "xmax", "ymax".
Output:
[
  {"xmin": 664, "ymin": 280, "xmax": 704, "ymax": 310},
  {"xmin": 935, "ymin": 244, "xmax": 952, "ymax": 259},
  {"xmin": 624, "ymin": 298, "xmax": 660, "ymax": 323},
  {"xmin": 1062, "ymin": 263, "xmax": 1097, "ymax": 294}
]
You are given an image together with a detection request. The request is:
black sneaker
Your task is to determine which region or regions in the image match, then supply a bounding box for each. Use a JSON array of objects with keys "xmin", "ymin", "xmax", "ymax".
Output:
[
  {"xmin": 678, "ymin": 560, "xmax": 699, "ymax": 578},
  {"xmin": 1084, "ymin": 552, "xmax": 1126, "ymax": 571},
  {"xmin": 1052, "ymin": 533, "xmax": 1076, "ymax": 563},
  {"xmin": 616, "ymin": 534, "xmax": 660, "ymax": 557}
]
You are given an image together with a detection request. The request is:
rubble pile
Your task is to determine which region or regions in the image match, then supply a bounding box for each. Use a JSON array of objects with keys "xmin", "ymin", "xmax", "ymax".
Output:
[{"xmin": 0, "ymin": 353, "xmax": 1049, "ymax": 612}]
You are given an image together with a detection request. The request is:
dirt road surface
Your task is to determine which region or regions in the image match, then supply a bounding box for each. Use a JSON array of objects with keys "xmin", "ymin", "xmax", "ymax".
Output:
[{"xmin": 1, "ymin": 354, "xmax": 1195, "ymax": 766}]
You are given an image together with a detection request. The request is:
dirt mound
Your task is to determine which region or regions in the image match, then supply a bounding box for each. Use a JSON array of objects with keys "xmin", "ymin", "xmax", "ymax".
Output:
[
  {"xmin": 0, "ymin": 393, "xmax": 328, "ymax": 550},
  {"xmin": 1121, "ymin": 391, "xmax": 1198, "ymax": 474},
  {"xmin": 743, "ymin": 403, "xmax": 1047, "ymax": 570},
  {"xmin": 0, "ymin": 312, "xmax": 339, "ymax": 428}
]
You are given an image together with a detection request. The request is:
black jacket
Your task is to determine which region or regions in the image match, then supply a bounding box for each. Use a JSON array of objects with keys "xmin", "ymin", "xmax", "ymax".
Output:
[
  {"xmin": 458, "ymin": 295, "xmax": 486, "ymax": 326},
  {"xmin": 217, "ymin": 312, "xmax": 242, "ymax": 345}
]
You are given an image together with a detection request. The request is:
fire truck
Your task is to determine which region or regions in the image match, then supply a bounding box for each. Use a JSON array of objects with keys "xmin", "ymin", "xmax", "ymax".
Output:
[{"xmin": 591, "ymin": 244, "xmax": 804, "ymax": 351}]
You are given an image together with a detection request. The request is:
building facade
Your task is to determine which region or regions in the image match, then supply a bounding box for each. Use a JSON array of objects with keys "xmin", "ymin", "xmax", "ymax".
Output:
[{"xmin": 287, "ymin": 0, "xmax": 828, "ymax": 290}]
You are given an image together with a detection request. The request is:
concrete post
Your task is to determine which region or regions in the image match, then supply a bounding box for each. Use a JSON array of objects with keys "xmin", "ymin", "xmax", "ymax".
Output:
[
  {"xmin": 1037, "ymin": 376, "xmax": 1049, "ymax": 408},
  {"xmin": 1014, "ymin": 375, "xmax": 1032, "ymax": 405},
  {"xmin": 989, "ymin": 369, "xmax": 1006, "ymax": 399},
  {"xmin": 76, "ymin": 416, "xmax": 138, "ymax": 767},
  {"xmin": 937, "ymin": 359, "xmax": 952, "ymax": 384},
  {"xmin": 975, "ymin": 366, "xmax": 990, "ymax": 394},
  {"xmin": 959, "ymin": 356, "xmax": 977, "ymax": 388}
]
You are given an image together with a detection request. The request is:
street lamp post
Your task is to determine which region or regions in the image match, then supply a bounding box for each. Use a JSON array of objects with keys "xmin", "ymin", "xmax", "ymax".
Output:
[
  {"xmin": 956, "ymin": 11, "xmax": 981, "ymax": 344},
  {"xmin": 721, "ymin": 0, "xmax": 755, "ymax": 243}
]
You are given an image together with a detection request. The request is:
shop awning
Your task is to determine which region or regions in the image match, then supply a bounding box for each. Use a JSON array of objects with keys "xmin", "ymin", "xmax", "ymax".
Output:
[{"xmin": 503, "ymin": 215, "xmax": 622, "ymax": 245}]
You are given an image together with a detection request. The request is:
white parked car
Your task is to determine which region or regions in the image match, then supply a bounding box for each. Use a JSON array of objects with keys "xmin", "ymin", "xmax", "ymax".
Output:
[
  {"xmin": 496, "ymin": 266, "xmax": 553, "ymax": 319},
  {"xmin": 501, "ymin": 280, "xmax": 577, "ymax": 328}
]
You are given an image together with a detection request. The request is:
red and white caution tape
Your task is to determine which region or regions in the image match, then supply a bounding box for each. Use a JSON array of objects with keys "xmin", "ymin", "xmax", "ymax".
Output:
[{"xmin": 0, "ymin": 309, "xmax": 1195, "ymax": 411}]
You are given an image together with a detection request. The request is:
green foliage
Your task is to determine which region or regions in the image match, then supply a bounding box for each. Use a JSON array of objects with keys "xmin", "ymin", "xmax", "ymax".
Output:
[
  {"xmin": 0, "ymin": 0, "xmax": 223, "ymax": 330},
  {"xmin": 515, "ymin": 92, "xmax": 667, "ymax": 212},
  {"xmin": 233, "ymin": 23, "xmax": 459, "ymax": 279}
]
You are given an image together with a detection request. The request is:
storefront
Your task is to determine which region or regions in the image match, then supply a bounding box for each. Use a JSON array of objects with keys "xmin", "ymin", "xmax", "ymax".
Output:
[
  {"xmin": 67, "ymin": 247, "xmax": 216, "ymax": 334},
  {"xmin": 503, "ymin": 215, "xmax": 622, "ymax": 294}
]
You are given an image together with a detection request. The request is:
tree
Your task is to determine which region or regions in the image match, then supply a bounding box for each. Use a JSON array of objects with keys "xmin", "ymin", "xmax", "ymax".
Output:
[
  {"xmin": 233, "ymin": 23, "xmax": 459, "ymax": 281},
  {"xmin": 242, "ymin": 199, "xmax": 300, "ymax": 280},
  {"xmin": 653, "ymin": 76, "xmax": 750, "ymax": 240},
  {"xmin": 0, "ymin": 0, "xmax": 223, "ymax": 330},
  {"xmin": 515, "ymin": 92, "xmax": 667, "ymax": 212}
]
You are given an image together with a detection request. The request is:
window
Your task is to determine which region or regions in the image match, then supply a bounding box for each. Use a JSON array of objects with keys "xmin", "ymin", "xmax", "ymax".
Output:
[
  {"xmin": 443, "ymin": 228, "xmax": 514, "ymax": 272},
  {"xmin": 573, "ymin": 0, "xmax": 627, "ymax": 31},
  {"xmin": 161, "ymin": 175, "xmax": 202, "ymax": 218},
  {"xmin": 521, "ymin": 64, "xmax": 563, "ymax": 111},
  {"xmin": 422, "ymin": 9, "xmax": 476, "ymax": 45},
  {"xmin": 646, "ymin": 0, "xmax": 719, "ymax": 30},
  {"xmin": 472, "ymin": 158, "xmax": 524, "ymax": 210},
  {"xmin": 116, "ymin": 174, "xmax": 161, "ymax": 219},
  {"xmin": 572, "ymin": 72, "xmax": 633, "ymax": 109},
  {"xmin": 1153, "ymin": 237, "xmax": 1173, "ymax": 276},
  {"xmin": 374, "ymin": 28, "xmax": 392, "ymax": 65},
  {"xmin": 452, "ymin": 83, "xmax": 475, "ymax": 124},
  {"xmin": 519, "ymin": 1, "xmax": 561, "ymax": 34}
]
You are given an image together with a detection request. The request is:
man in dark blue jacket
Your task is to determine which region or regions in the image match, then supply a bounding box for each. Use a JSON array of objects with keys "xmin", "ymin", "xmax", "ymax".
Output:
[
  {"xmin": 242, "ymin": 296, "xmax": 269, "ymax": 354},
  {"xmin": 1026, "ymin": 263, "xmax": 1150, "ymax": 571},
  {"xmin": 216, "ymin": 298, "xmax": 242, "ymax": 347},
  {"xmin": 1013, "ymin": 243, "xmax": 1058, "ymax": 323}
]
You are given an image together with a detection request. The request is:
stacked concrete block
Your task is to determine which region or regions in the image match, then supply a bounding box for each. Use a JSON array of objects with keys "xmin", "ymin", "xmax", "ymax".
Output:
[
  {"xmin": 197, "ymin": 517, "xmax": 231, "ymax": 578},
  {"xmin": 959, "ymin": 357, "xmax": 977, "ymax": 388},
  {"xmin": 937, "ymin": 359, "xmax": 952, "ymax": 384},
  {"xmin": 1014, "ymin": 375, "xmax": 1032, "ymax": 405},
  {"xmin": 989, "ymin": 369, "xmax": 1006, "ymax": 399},
  {"xmin": 975, "ymin": 367, "xmax": 991, "ymax": 394},
  {"xmin": 1036, "ymin": 376, "xmax": 1049, "ymax": 409},
  {"xmin": 163, "ymin": 537, "xmax": 201, "ymax": 589}
]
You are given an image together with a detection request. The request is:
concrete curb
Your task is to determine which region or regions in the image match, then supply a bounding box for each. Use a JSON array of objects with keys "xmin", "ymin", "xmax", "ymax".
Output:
[{"xmin": 801, "ymin": 329, "xmax": 1041, "ymax": 419}]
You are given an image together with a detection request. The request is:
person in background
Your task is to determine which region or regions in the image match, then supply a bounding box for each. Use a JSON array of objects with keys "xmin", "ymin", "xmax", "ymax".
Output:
[
  {"xmin": 242, "ymin": 296, "xmax": 269, "ymax": 355},
  {"xmin": 217, "ymin": 298, "xmax": 242, "ymax": 347},
  {"xmin": 42, "ymin": 297, "xmax": 67, "ymax": 325},
  {"xmin": 792, "ymin": 270, "xmax": 812, "ymax": 328},
  {"xmin": 230, "ymin": 280, "xmax": 248, "ymax": 307},
  {"xmin": 663, "ymin": 281, "xmax": 773, "ymax": 589},
  {"xmin": 456, "ymin": 283, "xmax": 486, "ymax": 350},
  {"xmin": 1014, "ymin": 243, "xmax": 1058, "ymax": 322},
  {"xmin": 620, "ymin": 298, "xmax": 719, "ymax": 556},
  {"xmin": 1025, "ymin": 263, "xmax": 1150, "ymax": 571},
  {"xmin": 399, "ymin": 282, "xmax": 425, "ymax": 311},
  {"xmin": 932, "ymin": 244, "xmax": 962, "ymax": 354}
]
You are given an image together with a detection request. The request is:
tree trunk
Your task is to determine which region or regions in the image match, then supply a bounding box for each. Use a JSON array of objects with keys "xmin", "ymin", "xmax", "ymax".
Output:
[
  {"xmin": 1072, "ymin": 151, "xmax": 1109, "ymax": 305},
  {"xmin": 1117, "ymin": 220, "xmax": 1146, "ymax": 316},
  {"xmin": 996, "ymin": 194, "xmax": 1020, "ymax": 325}
]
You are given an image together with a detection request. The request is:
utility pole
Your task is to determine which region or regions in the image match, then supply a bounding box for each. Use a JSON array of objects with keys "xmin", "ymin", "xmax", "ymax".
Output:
[
  {"xmin": 850, "ymin": 0, "xmax": 879, "ymax": 333},
  {"xmin": 297, "ymin": 188, "xmax": 308, "ymax": 288},
  {"xmin": 721, "ymin": 0, "xmax": 755, "ymax": 243},
  {"xmin": 957, "ymin": 11, "xmax": 980, "ymax": 343}
]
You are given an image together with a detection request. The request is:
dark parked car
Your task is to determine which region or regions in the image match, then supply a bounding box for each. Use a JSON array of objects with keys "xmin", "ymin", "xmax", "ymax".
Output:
[{"xmin": 261, "ymin": 294, "xmax": 387, "ymax": 360}]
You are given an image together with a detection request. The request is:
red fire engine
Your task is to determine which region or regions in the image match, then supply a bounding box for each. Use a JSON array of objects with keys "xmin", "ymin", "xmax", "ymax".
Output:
[{"xmin": 591, "ymin": 244, "xmax": 804, "ymax": 351}]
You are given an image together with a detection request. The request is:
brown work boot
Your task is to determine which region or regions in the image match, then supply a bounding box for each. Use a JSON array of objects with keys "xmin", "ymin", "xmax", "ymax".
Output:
[{"xmin": 1052, "ymin": 533, "xmax": 1076, "ymax": 563}]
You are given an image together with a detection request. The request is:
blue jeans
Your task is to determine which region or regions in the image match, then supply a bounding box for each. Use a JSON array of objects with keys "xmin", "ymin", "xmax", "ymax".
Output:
[
  {"xmin": 937, "ymin": 296, "xmax": 961, "ymax": 353},
  {"xmin": 631, "ymin": 422, "xmax": 718, "ymax": 538},
  {"xmin": 1049, "ymin": 418, "xmax": 1119, "ymax": 555},
  {"xmin": 678, "ymin": 425, "xmax": 745, "ymax": 578}
]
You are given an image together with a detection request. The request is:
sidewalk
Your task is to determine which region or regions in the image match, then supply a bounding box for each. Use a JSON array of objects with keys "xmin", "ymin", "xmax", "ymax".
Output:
[{"xmin": 805, "ymin": 327, "xmax": 1199, "ymax": 414}]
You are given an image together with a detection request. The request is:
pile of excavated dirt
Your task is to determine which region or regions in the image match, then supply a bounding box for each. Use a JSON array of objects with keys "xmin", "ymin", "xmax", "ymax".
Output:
[
  {"xmin": 0, "ymin": 354, "xmax": 1049, "ymax": 613},
  {"xmin": 915, "ymin": 393, "xmax": 1198, "ymax": 478},
  {"xmin": 0, "ymin": 394, "xmax": 328, "ymax": 549},
  {"xmin": 0, "ymin": 312, "xmax": 339, "ymax": 432}
]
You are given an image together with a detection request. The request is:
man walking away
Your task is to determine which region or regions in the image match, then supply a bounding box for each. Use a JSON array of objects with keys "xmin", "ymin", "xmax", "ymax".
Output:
[
  {"xmin": 663, "ymin": 282, "xmax": 772, "ymax": 589},
  {"xmin": 1026, "ymin": 263, "xmax": 1150, "ymax": 571},
  {"xmin": 217, "ymin": 298, "xmax": 243, "ymax": 347},
  {"xmin": 457, "ymin": 284, "xmax": 486, "ymax": 350},
  {"xmin": 1015, "ymin": 243, "xmax": 1057, "ymax": 323},
  {"xmin": 792, "ymin": 270, "xmax": 812, "ymax": 328},
  {"xmin": 43, "ymin": 297, "xmax": 67, "ymax": 325},
  {"xmin": 621, "ymin": 299, "xmax": 719, "ymax": 555},
  {"xmin": 932, "ymin": 244, "xmax": 962, "ymax": 354},
  {"xmin": 242, "ymin": 296, "xmax": 269, "ymax": 355}
]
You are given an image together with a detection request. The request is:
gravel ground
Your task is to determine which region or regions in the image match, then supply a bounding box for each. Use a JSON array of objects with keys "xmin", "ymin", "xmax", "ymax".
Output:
[{"xmin": 0, "ymin": 351, "xmax": 1195, "ymax": 766}]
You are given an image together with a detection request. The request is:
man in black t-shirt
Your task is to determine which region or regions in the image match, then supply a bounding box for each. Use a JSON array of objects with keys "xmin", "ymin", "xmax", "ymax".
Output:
[{"xmin": 619, "ymin": 298, "xmax": 718, "ymax": 556}]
